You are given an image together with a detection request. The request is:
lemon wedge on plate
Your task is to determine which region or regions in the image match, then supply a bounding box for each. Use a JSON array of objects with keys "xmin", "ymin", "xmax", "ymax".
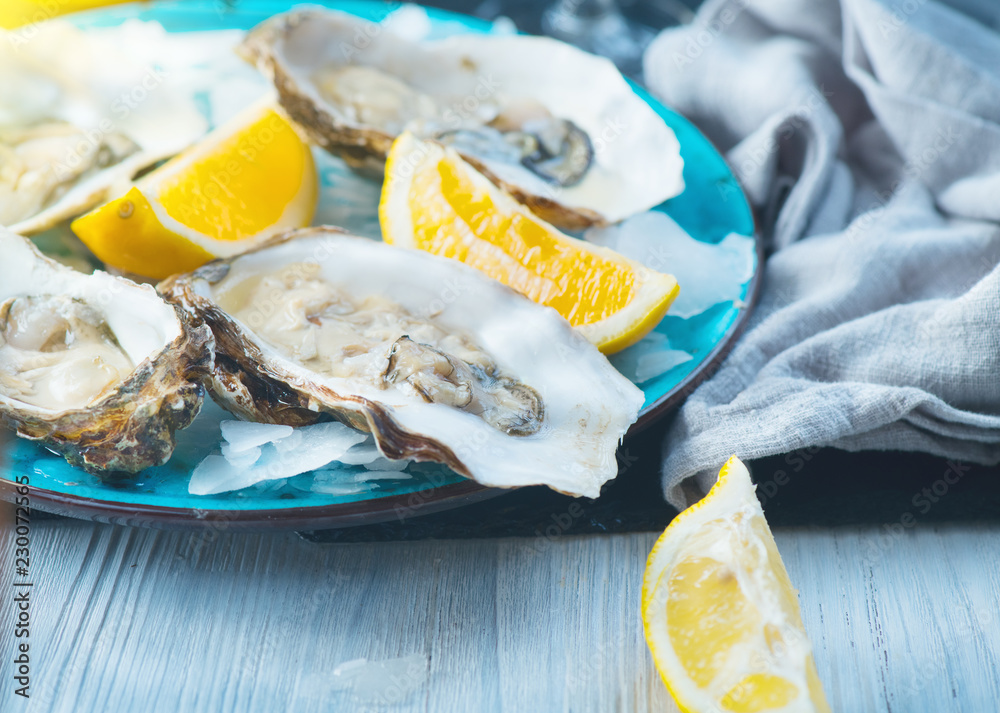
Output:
[
  {"xmin": 379, "ymin": 131, "xmax": 679, "ymax": 354},
  {"xmin": 72, "ymin": 98, "xmax": 318, "ymax": 280},
  {"xmin": 642, "ymin": 456, "xmax": 831, "ymax": 713}
]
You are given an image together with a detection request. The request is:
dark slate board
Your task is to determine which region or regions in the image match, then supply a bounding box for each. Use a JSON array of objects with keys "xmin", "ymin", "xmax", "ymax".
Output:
[{"xmin": 300, "ymin": 418, "xmax": 1000, "ymax": 542}]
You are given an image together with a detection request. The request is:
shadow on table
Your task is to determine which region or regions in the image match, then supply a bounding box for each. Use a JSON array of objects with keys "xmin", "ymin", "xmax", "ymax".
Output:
[{"xmin": 301, "ymin": 421, "xmax": 1000, "ymax": 543}]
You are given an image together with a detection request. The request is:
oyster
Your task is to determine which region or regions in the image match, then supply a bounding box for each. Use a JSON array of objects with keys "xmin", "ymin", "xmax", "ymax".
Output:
[
  {"xmin": 160, "ymin": 228, "xmax": 644, "ymax": 497},
  {"xmin": 0, "ymin": 228, "xmax": 214, "ymax": 477},
  {"xmin": 239, "ymin": 9, "xmax": 684, "ymax": 230},
  {"xmin": 0, "ymin": 122, "xmax": 141, "ymax": 233},
  {"xmin": 0, "ymin": 22, "xmax": 207, "ymax": 235}
]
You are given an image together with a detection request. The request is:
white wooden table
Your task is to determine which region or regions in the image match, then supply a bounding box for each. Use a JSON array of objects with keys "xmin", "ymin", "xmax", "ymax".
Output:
[{"xmin": 2, "ymin": 515, "xmax": 999, "ymax": 711}]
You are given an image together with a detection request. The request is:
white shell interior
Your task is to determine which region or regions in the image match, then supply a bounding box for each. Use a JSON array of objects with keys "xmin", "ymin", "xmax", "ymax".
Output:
[
  {"xmin": 264, "ymin": 10, "xmax": 684, "ymax": 223},
  {"xmin": 198, "ymin": 233, "xmax": 644, "ymax": 497},
  {"xmin": 0, "ymin": 21, "xmax": 207, "ymax": 235},
  {"xmin": 0, "ymin": 228, "xmax": 182, "ymax": 414}
]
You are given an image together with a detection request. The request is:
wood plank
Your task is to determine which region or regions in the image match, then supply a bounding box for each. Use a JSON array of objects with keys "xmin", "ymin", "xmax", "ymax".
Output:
[
  {"xmin": 778, "ymin": 526, "xmax": 1000, "ymax": 712},
  {"xmin": 2, "ymin": 520, "xmax": 999, "ymax": 712}
]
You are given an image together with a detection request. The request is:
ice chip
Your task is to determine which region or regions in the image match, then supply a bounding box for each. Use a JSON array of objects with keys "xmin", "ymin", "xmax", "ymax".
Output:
[
  {"xmin": 272, "ymin": 428, "xmax": 304, "ymax": 454},
  {"xmin": 332, "ymin": 658, "xmax": 369, "ymax": 682},
  {"xmin": 363, "ymin": 457, "xmax": 410, "ymax": 472},
  {"xmin": 310, "ymin": 480, "xmax": 376, "ymax": 496},
  {"xmin": 221, "ymin": 442, "xmax": 262, "ymax": 469},
  {"xmin": 189, "ymin": 455, "xmax": 258, "ymax": 495},
  {"xmin": 329, "ymin": 654, "xmax": 429, "ymax": 703},
  {"xmin": 353, "ymin": 470, "xmax": 413, "ymax": 482},
  {"xmin": 610, "ymin": 330, "xmax": 693, "ymax": 384},
  {"xmin": 635, "ymin": 350, "xmax": 694, "ymax": 383},
  {"xmin": 308, "ymin": 468, "xmax": 378, "ymax": 495},
  {"xmin": 338, "ymin": 439, "xmax": 382, "ymax": 465},
  {"xmin": 219, "ymin": 420, "xmax": 293, "ymax": 453},
  {"xmin": 295, "ymin": 422, "xmax": 369, "ymax": 457},
  {"xmin": 253, "ymin": 478, "xmax": 287, "ymax": 494},
  {"xmin": 191, "ymin": 422, "xmax": 368, "ymax": 495},
  {"xmin": 586, "ymin": 211, "xmax": 755, "ymax": 318}
]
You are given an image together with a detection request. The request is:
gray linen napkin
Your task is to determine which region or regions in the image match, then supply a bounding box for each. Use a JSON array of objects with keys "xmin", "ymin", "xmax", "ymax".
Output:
[{"xmin": 643, "ymin": 0, "xmax": 1000, "ymax": 508}]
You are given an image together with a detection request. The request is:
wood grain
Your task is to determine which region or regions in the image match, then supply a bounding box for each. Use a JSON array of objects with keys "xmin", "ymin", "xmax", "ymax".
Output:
[{"xmin": 2, "ymin": 521, "xmax": 999, "ymax": 711}]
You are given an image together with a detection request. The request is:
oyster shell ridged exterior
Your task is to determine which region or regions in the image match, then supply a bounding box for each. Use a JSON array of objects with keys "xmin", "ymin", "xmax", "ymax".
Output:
[
  {"xmin": 239, "ymin": 11, "xmax": 392, "ymax": 177},
  {"xmin": 0, "ymin": 229, "xmax": 214, "ymax": 478}
]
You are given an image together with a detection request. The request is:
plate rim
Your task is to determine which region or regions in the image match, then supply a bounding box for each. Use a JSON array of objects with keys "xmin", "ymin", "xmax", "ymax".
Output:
[
  {"xmin": 0, "ymin": 475, "xmax": 509, "ymax": 531},
  {"xmin": 1, "ymin": 230, "xmax": 762, "ymax": 530},
  {"xmin": 0, "ymin": 0, "xmax": 762, "ymax": 529}
]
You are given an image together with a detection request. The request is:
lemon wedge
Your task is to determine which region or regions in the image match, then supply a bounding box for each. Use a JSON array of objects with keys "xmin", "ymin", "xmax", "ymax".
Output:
[
  {"xmin": 1, "ymin": 1, "xmax": 130, "ymax": 28},
  {"xmin": 379, "ymin": 131, "xmax": 678, "ymax": 354},
  {"xmin": 642, "ymin": 456, "xmax": 831, "ymax": 713},
  {"xmin": 72, "ymin": 98, "xmax": 318, "ymax": 280}
]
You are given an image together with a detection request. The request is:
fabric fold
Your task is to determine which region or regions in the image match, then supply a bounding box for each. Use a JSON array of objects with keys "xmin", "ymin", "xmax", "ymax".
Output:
[{"xmin": 644, "ymin": 0, "xmax": 1000, "ymax": 508}]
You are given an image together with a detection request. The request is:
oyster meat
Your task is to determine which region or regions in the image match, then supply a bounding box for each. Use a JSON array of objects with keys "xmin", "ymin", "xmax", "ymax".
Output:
[
  {"xmin": 239, "ymin": 9, "xmax": 684, "ymax": 230},
  {"xmin": 0, "ymin": 122, "xmax": 140, "ymax": 230},
  {"xmin": 161, "ymin": 228, "xmax": 644, "ymax": 497},
  {"xmin": 0, "ymin": 228, "xmax": 214, "ymax": 477},
  {"xmin": 0, "ymin": 22, "xmax": 207, "ymax": 235}
]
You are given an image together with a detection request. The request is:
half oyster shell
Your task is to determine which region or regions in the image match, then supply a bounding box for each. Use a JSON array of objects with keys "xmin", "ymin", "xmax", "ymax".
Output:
[
  {"xmin": 0, "ymin": 228, "xmax": 214, "ymax": 477},
  {"xmin": 238, "ymin": 9, "xmax": 684, "ymax": 230},
  {"xmin": 0, "ymin": 22, "xmax": 207, "ymax": 235},
  {"xmin": 160, "ymin": 228, "xmax": 644, "ymax": 498},
  {"xmin": 0, "ymin": 121, "xmax": 142, "ymax": 236}
]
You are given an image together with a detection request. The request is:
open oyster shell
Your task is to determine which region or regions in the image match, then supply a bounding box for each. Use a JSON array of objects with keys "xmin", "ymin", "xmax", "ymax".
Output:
[
  {"xmin": 0, "ymin": 228, "xmax": 214, "ymax": 477},
  {"xmin": 160, "ymin": 228, "xmax": 644, "ymax": 498},
  {"xmin": 0, "ymin": 22, "xmax": 207, "ymax": 235},
  {"xmin": 239, "ymin": 9, "xmax": 684, "ymax": 230}
]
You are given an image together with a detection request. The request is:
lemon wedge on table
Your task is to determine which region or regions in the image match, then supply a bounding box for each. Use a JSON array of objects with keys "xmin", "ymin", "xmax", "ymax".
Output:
[
  {"xmin": 71, "ymin": 99, "xmax": 318, "ymax": 280},
  {"xmin": 379, "ymin": 131, "xmax": 679, "ymax": 354},
  {"xmin": 642, "ymin": 456, "xmax": 831, "ymax": 713}
]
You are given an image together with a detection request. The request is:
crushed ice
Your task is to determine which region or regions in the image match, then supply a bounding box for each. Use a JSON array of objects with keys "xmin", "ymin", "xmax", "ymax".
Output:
[
  {"xmin": 219, "ymin": 421, "xmax": 293, "ymax": 452},
  {"xmin": 609, "ymin": 331, "xmax": 693, "ymax": 384},
  {"xmin": 586, "ymin": 211, "xmax": 755, "ymax": 319},
  {"xmin": 189, "ymin": 420, "xmax": 415, "ymax": 496},
  {"xmin": 585, "ymin": 211, "xmax": 755, "ymax": 384}
]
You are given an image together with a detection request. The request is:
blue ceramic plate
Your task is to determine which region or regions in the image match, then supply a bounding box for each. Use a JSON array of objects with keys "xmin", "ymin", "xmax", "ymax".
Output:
[{"xmin": 0, "ymin": 1, "xmax": 758, "ymax": 529}]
